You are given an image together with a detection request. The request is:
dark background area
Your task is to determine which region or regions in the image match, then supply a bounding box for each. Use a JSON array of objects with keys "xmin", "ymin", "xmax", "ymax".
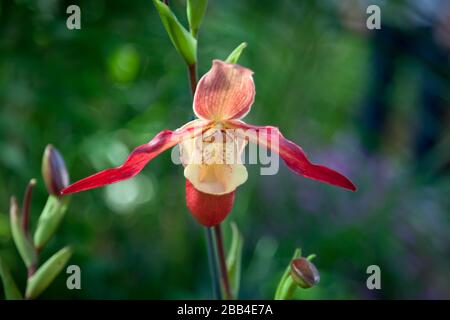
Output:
[{"xmin": 0, "ymin": 0, "xmax": 449, "ymax": 299}]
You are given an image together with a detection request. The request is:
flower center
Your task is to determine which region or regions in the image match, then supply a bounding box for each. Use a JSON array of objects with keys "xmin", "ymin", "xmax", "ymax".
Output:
[
  {"xmin": 181, "ymin": 126, "xmax": 245, "ymax": 166},
  {"xmin": 180, "ymin": 125, "xmax": 249, "ymax": 195}
]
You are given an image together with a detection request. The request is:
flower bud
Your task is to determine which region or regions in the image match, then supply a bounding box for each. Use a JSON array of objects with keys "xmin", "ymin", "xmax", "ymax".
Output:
[
  {"xmin": 290, "ymin": 257, "xmax": 320, "ymax": 289},
  {"xmin": 42, "ymin": 145, "xmax": 69, "ymax": 196}
]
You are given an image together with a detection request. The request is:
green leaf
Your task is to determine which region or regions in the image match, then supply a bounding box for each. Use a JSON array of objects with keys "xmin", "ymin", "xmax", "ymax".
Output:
[
  {"xmin": 9, "ymin": 197, "xmax": 37, "ymax": 269},
  {"xmin": 25, "ymin": 246, "xmax": 72, "ymax": 299},
  {"xmin": 0, "ymin": 256, "xmax": 23, "ymax": 300},
  {"xmin": 34, "ymin": 195, "xmax": 69, "ymax": 250},
  {"xmin": 153, "ymin": 0, "xmax": 197, "ymax": 65},
  {"xmin": 274, "ymin": 248, "xmax": 301, "ymax": 300},
  {"xmin": 187, "ymin": 0, "xmax": 208, "ymax": 38},
  {"xmin": 226, "ymin": 222, "xmax": 243, "ymax": 299},
  {"xmin": 225, "ymin": 42, "xmax": 247, "ymax": 64}
]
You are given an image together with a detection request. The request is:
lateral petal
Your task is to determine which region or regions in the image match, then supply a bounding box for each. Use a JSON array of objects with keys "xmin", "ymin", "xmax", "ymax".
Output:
[
  {"xmin": 61, "ymin": 121, "xmax": 209, "ymax": 195},
  {"xmin": 229, "ymin": 120, "xmax": 357, "ymax": 191}
]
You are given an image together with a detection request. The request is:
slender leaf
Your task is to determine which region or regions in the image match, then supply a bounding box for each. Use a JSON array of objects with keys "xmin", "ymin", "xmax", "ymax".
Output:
[
  {"xmin": 226, "ymin": 222, "xmax": 243, "ymax": 299},
  {"xmin": 0, "ymin": 256, "xmax": 23, "ymax": 300},
  {"xmin": 10, "ymin": 197, "xmax": 37, "ymax": 269},
  {"xmin": 26, "ymin": 246, "xmax": 72, "ymax": 299},
  {"xmin": 187, "ymin": 0, "xmax": 208, "ymax": 38},
  {"xmin": 153, "ymin": 0, "xmax": 197, "ymax": 65}
]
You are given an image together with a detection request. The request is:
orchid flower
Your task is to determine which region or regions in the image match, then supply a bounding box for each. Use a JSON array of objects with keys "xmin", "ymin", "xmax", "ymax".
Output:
[{"xmin": 61, "ymin": 60, "xmax": 356, "ymax": 226}]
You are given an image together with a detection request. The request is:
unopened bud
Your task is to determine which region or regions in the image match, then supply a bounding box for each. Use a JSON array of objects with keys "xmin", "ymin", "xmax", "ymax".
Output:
[
  {"xmin": 290, "ymin": 257, "xmax": 320, "ymax": 289},
  {"xmin": 42, "ymin": 145, "xmax": 69, "ymax": 196}
]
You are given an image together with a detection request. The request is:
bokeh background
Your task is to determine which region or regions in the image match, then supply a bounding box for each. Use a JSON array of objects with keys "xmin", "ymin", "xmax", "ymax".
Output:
[{"xmin": 1, "ymin": 0, "xmax": 449, "ymax": 299}]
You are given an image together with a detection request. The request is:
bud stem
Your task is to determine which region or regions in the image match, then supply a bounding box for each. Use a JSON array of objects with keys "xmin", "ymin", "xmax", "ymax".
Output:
[{"xmin": 278, "ymin": 276, "xmax": 297, "ymax": 300}]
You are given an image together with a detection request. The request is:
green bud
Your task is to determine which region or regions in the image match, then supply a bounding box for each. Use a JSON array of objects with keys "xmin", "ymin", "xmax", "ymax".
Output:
[
  {"xmin": 25, "ymin": 246, "xmax": 72, "ymax": 299},
  {"xmin": 9, "ymin": 197, "xmax": 37, "ymax": 269},
  {"xmin": 42, "ymin": 145, "xmax": 69, "ymax": 196},
  {"xmin": 34, "ymin": 195, "xmax": 69, "ymax": 250},
  {"xmin": 187, "ymin": 0, "xmax": 208, "ymax": 38},
  {"xmin": 225, "ymin": 42, "xmax": 247, "ymax": 64},
  {"xmin": 290, "ymin": 257, "xmax": 320, "ymax": 289},
  {"xmin": 153, "ymin": 0, "xmax": 197, "ymax": 65}
]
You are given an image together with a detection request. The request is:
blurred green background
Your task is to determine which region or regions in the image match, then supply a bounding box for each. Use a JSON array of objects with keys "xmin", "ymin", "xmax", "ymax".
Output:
[{"xmin": 1, "ymin": 0, "xmax": 449, "ymax": 299}]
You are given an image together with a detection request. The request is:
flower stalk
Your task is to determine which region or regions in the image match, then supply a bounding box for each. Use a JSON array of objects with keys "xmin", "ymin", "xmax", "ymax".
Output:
[
  {"xmin": 205, "ymin": 228, "xmax": 221, "ymax": 299},
  {"xmin": 188, "ymin": 63, "xmax": 198, "ymax": 97},
  {"xmin": 214, "ymin": 224, "xmax": 233, "ymax": 300}
]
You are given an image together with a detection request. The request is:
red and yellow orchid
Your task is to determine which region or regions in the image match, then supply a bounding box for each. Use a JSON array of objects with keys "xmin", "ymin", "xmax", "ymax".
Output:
[{"xmin": 61, "ymin": 60, "xmax": 356, "ymax": 226}]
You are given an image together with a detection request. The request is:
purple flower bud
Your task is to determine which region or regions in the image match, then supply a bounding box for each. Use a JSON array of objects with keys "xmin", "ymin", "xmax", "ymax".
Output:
[
  {"xmin": 42, "ymin": 145, "xmax": 69, "ymax": 196},
  {"xmin": 290, "ymin": 257, "xmax": 320, "ymax": 289}
]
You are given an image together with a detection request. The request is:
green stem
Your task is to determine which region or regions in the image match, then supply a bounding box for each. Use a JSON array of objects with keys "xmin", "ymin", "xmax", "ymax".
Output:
[
  {"xmin": 277, "ymin": 276, "xmax": 297, "ymax": 300},
  {"xmin": 274, "ymin": 248, "xmax": 301, "ymax": 300},
  {"xmin": 213, "ymin": 224, "xmax": 233, "ymax": 300},
  {"xmin": 205, "ymin": 227, "xmax": 221, "ymax": 299}
]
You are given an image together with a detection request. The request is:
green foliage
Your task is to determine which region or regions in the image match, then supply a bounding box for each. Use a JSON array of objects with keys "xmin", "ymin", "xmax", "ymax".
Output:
[
  {"xmin": 34, "ymin": 196, "xmax": 70, "ymax": 250},
  {"xmin": 274, "ymin": 248, "xmax": 300, "ymax": 300},
  {"xmin": 225, "ymin": 42, "xmax": 247, "ymax": 64},
  {"xmin": 0, "ymin": 257, "xmax": 23, "ymax": 300},
  {"xmin": 9, "ymin": 198, "xmax": 37, "ymax": 269},
  {"xmin": 153, "ymin": 0, "xmax": 197, "ymax": 65},
  {"xmin": 187, "ymin": 0, "xmax": 208, "ymax": 38},
  {"xmin": 226, "ymin": 222, "xmax": 243, "ymax": 299},
  {"xmin": 25, "ymin": 247, "xmax": 72, "ymax": 299}
]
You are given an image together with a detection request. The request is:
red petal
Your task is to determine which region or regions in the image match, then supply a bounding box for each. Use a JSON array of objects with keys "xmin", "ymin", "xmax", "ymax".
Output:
[
  {"xmin": 229, "ymin": 121, "xmax": 357, "ymax": 191},
  {"xmin": 193, "ymin": 60, "xmax": 255, "ymax": 121},
  {"xmin": 61, "ymin": 123, "xmax": 209, "ymax": 195},
  {"xmin": 185, "ymin": 180, "xmax": 235, "ymax": 227}
]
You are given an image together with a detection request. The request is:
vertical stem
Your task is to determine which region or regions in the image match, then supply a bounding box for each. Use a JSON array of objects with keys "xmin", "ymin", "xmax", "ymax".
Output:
[
  {"xmin": 205, "ymin": 227, "xmax": 221, "ymax": 299},
  {"xmin": 214, "ymin": 224, "xmax": 233, "ymax": 300},
  {"xmin": 188, "ymin": 63, "xmax": 198, "ymax": 97}
]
